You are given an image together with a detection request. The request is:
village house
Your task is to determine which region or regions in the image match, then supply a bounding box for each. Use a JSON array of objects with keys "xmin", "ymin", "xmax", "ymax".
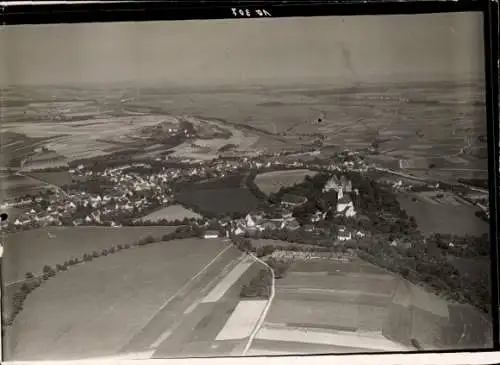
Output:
[
  {"xmin": 280, "ymin": 193, "xmax": 307, "ymax": 208},
  {"xmin": 337, "ymin": 226, "xmax": 352, "ymax": 241},
  {"xmin": 284, "ymin": 219, "xmax": 301, "ymax": 230},
  {"xmin": 204, "ymin": 230, "xmax": 220, "ymax": 239},
  {"xmin": 356, "ymin": 230, "xmax": 366, "ymax": 238}
]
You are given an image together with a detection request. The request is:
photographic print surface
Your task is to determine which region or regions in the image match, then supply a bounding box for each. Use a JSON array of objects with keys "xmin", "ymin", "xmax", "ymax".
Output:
[{"xmin": 0, "ymin": 12, "xmax": 495, "ymax": 361}]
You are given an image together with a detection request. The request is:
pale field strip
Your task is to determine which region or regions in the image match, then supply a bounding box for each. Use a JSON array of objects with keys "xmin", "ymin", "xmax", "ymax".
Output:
[
  {"xmin": 215, "ymin": 300, "xmax": 268, "ymax": 341},
  {"xmin": 255, "ymin": 326, "xmax": 410, "ymax": 352},
  {"xmin": 202, "ymin": 257, "xmax": 254, "ymax": 303},
  {"xmin": 183, "ymin": 253, "xmax": 246, "ymax": 315},
  {"xmin": 140, "ymin": 244, "xmax": 232, "ymax": 330},
  {"xmin": 245, "ymin": 348, "xmax": 312, "ymax": 356},
  {"xmin": 148, "ymin": 248, "xmax": 241, "ymax": 350},
  {"xmin": 287, "ymin": 271, "xmax": 330, "ymax": 276},
  {"xmin": 84, "ymin": 351, "xmax": 156, "ymax": 361},
  {"xmin": 287, "ymin": 271, "xmax": 395, "ymax": 281},
  {"xmin": 276, "ymin": 287, "xmax": 392, "ymax": 298}
]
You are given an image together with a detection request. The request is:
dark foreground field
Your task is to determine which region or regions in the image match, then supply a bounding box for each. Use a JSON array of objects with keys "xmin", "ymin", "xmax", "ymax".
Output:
[
  {"xmin": 4, "ymin": 238, "xmax": 232, "ymax": 360},
  {"xmin": 2, "ymin": 226, "xmax": 178, "ymax": 285},
  {"xmin": 1, "ymin": 226, "xmax": 179, "ymax": 322}
]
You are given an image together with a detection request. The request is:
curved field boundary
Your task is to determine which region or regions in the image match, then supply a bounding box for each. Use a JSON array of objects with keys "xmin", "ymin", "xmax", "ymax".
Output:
[
  {"xmin": 242, "ymin": 253, "xmax": 276, "ymax": 355},
  {"xmin": 3, "ymin": 227, "xmax": 199, "ymax": 328}
]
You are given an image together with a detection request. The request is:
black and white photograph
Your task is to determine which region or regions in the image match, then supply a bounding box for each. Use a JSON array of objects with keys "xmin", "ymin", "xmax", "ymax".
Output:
[{"xmin": 0, "ymin": 10, "xmax": 496, "ymax": 361}]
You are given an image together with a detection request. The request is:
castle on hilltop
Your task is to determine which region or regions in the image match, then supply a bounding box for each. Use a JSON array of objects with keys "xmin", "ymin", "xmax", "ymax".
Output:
[{"xmin": 323, "ymin": 174, "xmax": 356, "ymax": 218}]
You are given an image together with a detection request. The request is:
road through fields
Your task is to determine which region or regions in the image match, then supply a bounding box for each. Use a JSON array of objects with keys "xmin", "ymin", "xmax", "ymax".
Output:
[{"xmin": 120, "ymin": 242, "xmax": 268, "ymax": 359}]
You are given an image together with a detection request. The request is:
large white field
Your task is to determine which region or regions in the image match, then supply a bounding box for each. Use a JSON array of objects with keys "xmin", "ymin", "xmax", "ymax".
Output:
[
  {"xmin": 135, "ymin": 205, "xmax": 202, "ymax": 223},
  {"xmin": 215, "ymin": 300, "xmax": 267, "ymax": 341},
  {"xmin": 254, "ymin": 169, "xmax": 318, "ymax": 195}
]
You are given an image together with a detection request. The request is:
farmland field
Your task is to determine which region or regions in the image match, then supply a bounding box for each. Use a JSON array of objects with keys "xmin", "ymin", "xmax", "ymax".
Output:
[
  {"xmin": 26, "ymin": 171, "xmax": 72, "ymax": 186},
  {"xmin": 1, "ymin": 82, "xmax": 486, "ymax": 168},
  {"xmin": 266, "ymin": 299, "xmax": 390, "ymax": 332},
  {"xmin": 257, "ymin": 257, "xmax": 398, "ymax": 351},
  {"xmin": 397, "ymin": 193, "xmax": 488, "ymax": 236},
  {"xmin": 250, "ymin": 239, "xmax": 319, "ymax": 251},
  {"xmin": 254, "ymin": 169, "xmax": 318, "ymax": 196},
  {"xmin": 4, "ymin": 237, "xmax": 230, "ymax": 360},
  {"xmin": 277, "ymin": 272, "xmax": 395, "ymax": 295},
  {"xmin": 135, "ymin": 204, "xmax": 202, "ymax": 223},
  {"xmin": 253, "ymin": 254, "xmax": 492, "ymax": 352},
  {"xmin": 2, "ymin": 226, "xmax": 178, "ymax": 284},
  {"xmin": 0, "ymin": 173, "xmax": 48, "ymax": 199}
]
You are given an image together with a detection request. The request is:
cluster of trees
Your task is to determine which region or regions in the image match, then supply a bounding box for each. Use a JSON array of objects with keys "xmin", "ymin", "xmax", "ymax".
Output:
[
  {"xmin": 427, "ymin": 232, "xmax": 490, "ymax": 257},
  {"xmin": 266, "ymin": 170, "xmax": 419, "ymax": 238},
  {"xmin": 4, "ymin": 225, "xmax": 206, "ymax": 328},
  {"xmin": 70, "ymin": 177, "xmax": 116, "ymax": 195},
  {"xmin": 245, "ymin": 170, "xmax": 269, "ymax": 202},
  {"xmin": 269, "ymin": 172, "xmax": 330, "ymax": 205},
  {"xmin": 230, "ymin": 236, "xmax": 297, "ymax": 279},
  {"xmin": 126, "ymin": 216, "xmax": 207, "ymax": 227},
  {"xmin": 458, "ymin": 178, "xmax": 488, "ymax": 189},
  {"xmin": 69, "ymin": 150, "xmax": 142, "ymax": 173},
  {"xmin": 218, "ymin": 143, "xmax": 238, "ymax": 153},
  {"xmin": 356, "ymin": 232, "xmax": 491, "ymax": 314},
  {"xmin": 265, "ymin": 257, "xmax": 291, "ymax": 279},
  {"xmin": 474, "ymin": 210, "xmax": 489, "ymax": 223},
  {"xmin": 255, "ymin": 244, "xmax": 276, "ymax": 258},
  {"xmin": 231, "ymin": 207, "xmax": 490, "ymax": 314},
  {"xmin": 240, "ymin": 269, "xmax": 272, "ymax": 299},
  {"xmin": 26, "ymin": 166, "xmax": 69, "ymax": 173}
]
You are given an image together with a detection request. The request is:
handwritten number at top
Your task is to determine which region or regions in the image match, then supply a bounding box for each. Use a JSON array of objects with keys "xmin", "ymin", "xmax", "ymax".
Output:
[{"xmin": 231, "ymin": 8, "xmax": 272, "ymax": 17}]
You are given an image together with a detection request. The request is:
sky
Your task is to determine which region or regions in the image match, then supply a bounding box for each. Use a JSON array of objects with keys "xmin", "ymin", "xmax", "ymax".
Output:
[{"xmin": 0, "ymin": 12, "xmax": 485, "ymax": 87}]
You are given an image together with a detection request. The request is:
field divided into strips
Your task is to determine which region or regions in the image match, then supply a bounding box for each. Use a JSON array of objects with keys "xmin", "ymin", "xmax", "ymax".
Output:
[
  {"xmin": 4, "ymin": 238, "xmax": 232, "ymax": 361},
  {"xmin": 151, "ymin": 256, "xmax": 267, "ymax": 358},
  {"xmin": 249, "ymin": 258, "xmax": 407, "ymax": 354},
  {"xmin": 253, "ymin": 169, "xmax": 318, "ymax": 196}
]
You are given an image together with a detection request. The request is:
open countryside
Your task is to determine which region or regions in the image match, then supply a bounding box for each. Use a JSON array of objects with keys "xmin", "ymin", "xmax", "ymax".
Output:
[
  {"xmin": 1, "ymin": 13, "xmax": 494, "ymax": 360},
  {"xmin": 6, "ymin": 237, "xmax": 260, "ymax": 360},
  {"xmin": 1, "ymin": 81, "xmax": 493, "ymax": 360},
  {"xmin": 248, "ymin": 254, "xmax": 490, "ymax": 354}
]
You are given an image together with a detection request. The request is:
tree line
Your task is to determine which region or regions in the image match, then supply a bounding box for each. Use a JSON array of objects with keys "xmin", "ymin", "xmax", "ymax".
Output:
[{"xmin": 3, "ymin": 225, "xmax": 204, "ymax": 329}]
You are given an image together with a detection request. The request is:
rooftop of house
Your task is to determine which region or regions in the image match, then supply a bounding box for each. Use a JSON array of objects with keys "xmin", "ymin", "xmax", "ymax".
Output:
[
  {"xmin": 281, "ymin": 193, "xmax": 307, "ymax": 205},
  {"xmin": 338, "ymin": 195, "xmax": 353, "ymax": 204}
]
